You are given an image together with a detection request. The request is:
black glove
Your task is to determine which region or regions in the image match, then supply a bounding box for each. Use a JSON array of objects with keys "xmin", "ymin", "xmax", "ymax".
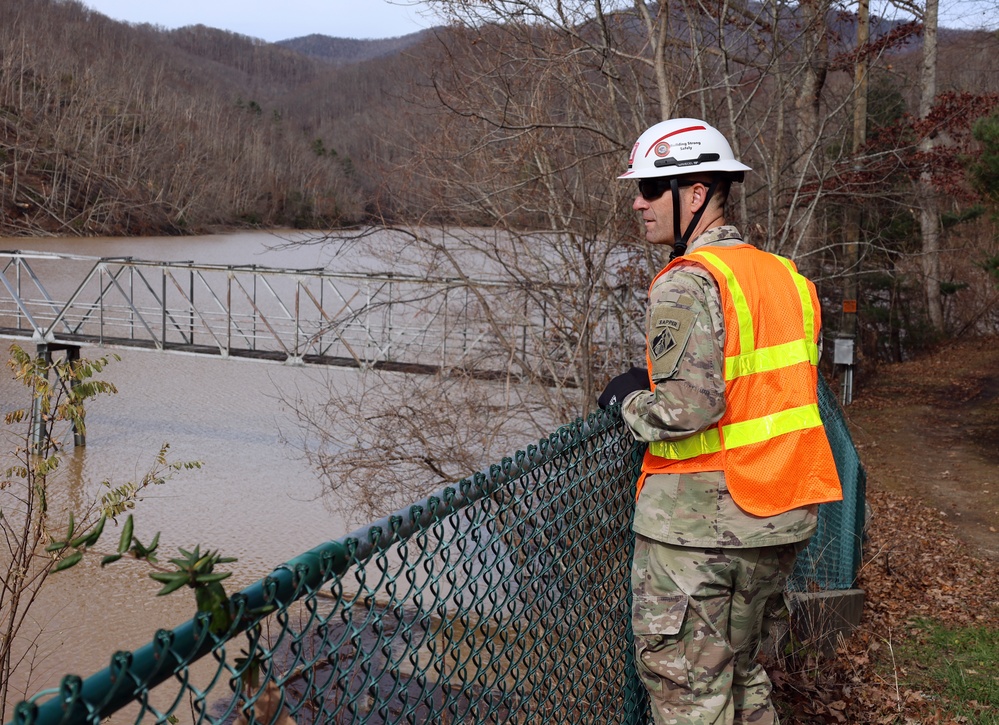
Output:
[{"xmin": 598, "ymin": 367, "xmax": 649, "ymax": 409}]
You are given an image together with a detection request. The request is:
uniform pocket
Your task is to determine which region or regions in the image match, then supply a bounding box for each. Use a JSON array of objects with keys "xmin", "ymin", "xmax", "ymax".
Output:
[
  {"xmin": 632, "ymin": 592, "xmax": 687, "ymax": 636},
  {"xmin": 632, "ymin": 592, "xmax": 693, "ymax": 703}
]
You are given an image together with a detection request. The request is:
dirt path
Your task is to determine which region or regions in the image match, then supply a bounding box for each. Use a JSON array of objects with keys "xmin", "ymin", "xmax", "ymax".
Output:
[
  {"xmin": 769, "ymin": 338, "xmax": 998, "ymax": 722},
  {"xmin": 841, "ymin": 337, "xmax": 999, "ymax": 560}
]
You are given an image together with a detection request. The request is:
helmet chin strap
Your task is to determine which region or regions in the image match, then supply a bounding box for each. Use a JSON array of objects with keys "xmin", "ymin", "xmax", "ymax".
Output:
[{"xmin": 669, "ymin": 177, "xmax": 720, "ymax": 261}]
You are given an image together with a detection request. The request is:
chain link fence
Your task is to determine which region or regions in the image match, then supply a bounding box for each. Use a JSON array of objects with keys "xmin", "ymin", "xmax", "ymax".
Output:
[{"xmin": 9, "ymin": 377, "xmax": 863, "ymax": 725}]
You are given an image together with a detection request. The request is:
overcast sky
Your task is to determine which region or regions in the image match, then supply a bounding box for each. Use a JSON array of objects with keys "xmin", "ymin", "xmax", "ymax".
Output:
[
  {"xmin": 79, "ymin": 0, "xmax": 996, "ymax": 43},
  {"xmin": 80, "ymin": 1, "xmax": 441, "ymax": 42}
]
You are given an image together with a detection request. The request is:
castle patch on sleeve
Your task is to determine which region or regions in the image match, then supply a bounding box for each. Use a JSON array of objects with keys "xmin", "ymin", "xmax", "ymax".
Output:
[{"xmin": 649, "ymin": 306, "xmax": 696, "ymax": 379}]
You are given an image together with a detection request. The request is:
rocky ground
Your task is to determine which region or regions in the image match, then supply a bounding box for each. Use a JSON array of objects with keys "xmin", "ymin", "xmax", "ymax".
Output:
[{"xmin": 771, "ymin": 337, "xmax": 999, "ymax": 724}]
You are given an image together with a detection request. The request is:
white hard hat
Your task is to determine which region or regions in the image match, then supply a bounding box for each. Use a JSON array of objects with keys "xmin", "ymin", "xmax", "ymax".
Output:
[{"xmin": 619, "ymin": 118, "xmax": 751, "ymax": 180}]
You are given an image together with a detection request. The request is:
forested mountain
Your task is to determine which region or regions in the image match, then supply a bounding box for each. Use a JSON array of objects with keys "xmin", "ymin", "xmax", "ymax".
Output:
[
  {"xmin": 278, "ymin": 32, "xmax": 434, "ymax": 66},
  {"xmin": 2, "ymin": 0, "xmax": 995, "ymax": 238},
  {"xmin": 0, "ymin": 0, "xmax": 442, "ymax": 235}
]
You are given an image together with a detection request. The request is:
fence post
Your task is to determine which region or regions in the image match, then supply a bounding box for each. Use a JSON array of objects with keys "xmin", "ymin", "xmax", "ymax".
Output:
[
  {"xmin": 30, "ymin": 344, "xmax": 85, "ymax": 448},
  {"xmin": 66, "ymin": 345, "xmax": 84, "ymax": 447},
  {"xmin": 30, "ymin": 344, "xmax": 52, "ymax": 451}
]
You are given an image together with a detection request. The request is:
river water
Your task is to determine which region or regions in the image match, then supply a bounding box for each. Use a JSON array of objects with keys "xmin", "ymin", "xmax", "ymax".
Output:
[{"xmin": 0, "ymin": 230, "xmax": 393, "ymax": 711}]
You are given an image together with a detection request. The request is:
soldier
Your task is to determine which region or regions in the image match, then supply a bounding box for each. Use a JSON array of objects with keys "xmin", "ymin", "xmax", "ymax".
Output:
[{"xmin": 601, "ymin": 119, "xmax": 843, "ymax": 724}]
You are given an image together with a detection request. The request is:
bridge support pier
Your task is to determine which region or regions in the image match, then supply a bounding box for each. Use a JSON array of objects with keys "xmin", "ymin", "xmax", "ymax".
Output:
[{"xmin": 32, "ymin": 343, "xmax": 85, "ymax": 449}]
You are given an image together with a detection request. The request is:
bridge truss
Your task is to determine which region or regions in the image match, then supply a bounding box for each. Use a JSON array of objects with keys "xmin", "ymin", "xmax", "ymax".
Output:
[{"xmin": 1, "ymin": 250, "xmax": 628, "ymax": 382}]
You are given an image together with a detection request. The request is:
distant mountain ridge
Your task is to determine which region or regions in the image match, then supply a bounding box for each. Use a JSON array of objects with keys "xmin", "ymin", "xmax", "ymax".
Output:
[
  {"xmin": 1, "ymin": 0, "xmax": 993, "ymax": 238},
  {"xmin": 277, "ymin": 30, "xmax": 437, "ymax": 66}
]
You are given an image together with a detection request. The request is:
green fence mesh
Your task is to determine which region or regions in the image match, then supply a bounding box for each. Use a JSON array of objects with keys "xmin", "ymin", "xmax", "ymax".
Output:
[
  {"xmin": 8, "ymin": 378, "xmax": 863, "ymax": 725},
  {"xmin": 790, "ymin": 374, "xmax": 868, "ymax": 592}
]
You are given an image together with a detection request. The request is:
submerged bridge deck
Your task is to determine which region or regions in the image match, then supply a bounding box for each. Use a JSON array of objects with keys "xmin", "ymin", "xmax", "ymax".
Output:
[{"xmin": 0, "ymin": 250, "xmax": 549, "ymax": 378}]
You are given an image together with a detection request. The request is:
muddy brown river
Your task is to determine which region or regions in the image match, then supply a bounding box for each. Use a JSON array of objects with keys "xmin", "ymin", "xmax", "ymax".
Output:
[{"xmin": 1, "ymin": 230, "xmax": 373, "ymax": 715}]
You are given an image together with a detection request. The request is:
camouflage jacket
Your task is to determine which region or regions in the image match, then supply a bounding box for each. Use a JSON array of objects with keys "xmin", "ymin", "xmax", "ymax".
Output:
[{"xmin": 622, "ymin": 225, "xmax": 817, "ymax": 548}]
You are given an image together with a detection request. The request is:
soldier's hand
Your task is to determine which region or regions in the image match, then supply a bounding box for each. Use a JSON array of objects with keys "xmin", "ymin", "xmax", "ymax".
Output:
[{"xmin": 598, "ymin": 367, "xmax": 649, "ymax": 409}]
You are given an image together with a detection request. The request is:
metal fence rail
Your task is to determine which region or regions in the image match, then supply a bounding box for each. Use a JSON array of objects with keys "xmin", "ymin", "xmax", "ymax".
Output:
[{"xmin": 7, "ymin": 376, "xmax": 865, "ymax": 725}]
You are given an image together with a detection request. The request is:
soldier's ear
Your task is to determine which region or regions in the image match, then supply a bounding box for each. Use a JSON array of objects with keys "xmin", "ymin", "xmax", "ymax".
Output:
[{"xmin": 685, "ymin": 182, "xmax": 708, "ymax": 214}]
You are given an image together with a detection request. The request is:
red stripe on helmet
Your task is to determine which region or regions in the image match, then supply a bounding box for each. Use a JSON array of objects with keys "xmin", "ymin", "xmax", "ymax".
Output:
[{"xmin": 643, "ymin": 125, "xmax": 706, "ymax": 158}]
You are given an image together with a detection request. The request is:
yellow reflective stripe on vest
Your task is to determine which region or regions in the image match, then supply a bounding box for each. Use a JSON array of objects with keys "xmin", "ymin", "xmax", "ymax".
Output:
[
  {"xmin": 721, "ymin": 403, "xmax": 822, "ymax": 449},
  {"xmin": 725, "ymin": 338, "xmax": 816, "ymax": 379},
  {"xmin": 648, "ymin": 427, "xmax": 722, "ymax": 460},
  {"xmin": 775, "ymin": 256, "xmax": 818, "ymax": 354},
  {"xmin": 692, "ymin": 250, "xmax": 754, "ymax": 356},
  {"xmin": 692, "ymin": 250, "xmax": 819, "ymax": 380},
  {"xmin": 648, "ymin": 403, "xmax": 823, "ymax": 460}
]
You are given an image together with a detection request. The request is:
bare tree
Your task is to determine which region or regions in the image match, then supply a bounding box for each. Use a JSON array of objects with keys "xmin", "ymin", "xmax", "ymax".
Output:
[
  {"xmin": 0, "ymin": 0, "xmax": 368, "ymax": 235},
  {"xmin": 282, "ymin": 364, "xmax": 561, "ymax": 524},
  {"xmin": 917, "ymin": 0, "xmax": 944, "ymax": 331},
  {"xmin": 285, "ymin": 0, "xmax": 901, "ymax": 517}
]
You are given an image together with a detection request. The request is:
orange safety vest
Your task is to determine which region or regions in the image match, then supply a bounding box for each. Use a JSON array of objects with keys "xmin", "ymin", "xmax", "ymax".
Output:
[{"xmin": 638, "ymin": 243, "xmax": 842, "ymax": 516}]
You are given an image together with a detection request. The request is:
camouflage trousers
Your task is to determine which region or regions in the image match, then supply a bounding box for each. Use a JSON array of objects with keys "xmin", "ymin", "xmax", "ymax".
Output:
[{"xmin": 631, "ymin": 535, "xmax": 802, "ymax": 725}]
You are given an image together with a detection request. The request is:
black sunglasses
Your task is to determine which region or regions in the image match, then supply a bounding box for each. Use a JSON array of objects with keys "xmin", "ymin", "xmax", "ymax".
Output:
[{"xmin": 636, "ymin": 178, "xmax": 696, "ymax": 201}]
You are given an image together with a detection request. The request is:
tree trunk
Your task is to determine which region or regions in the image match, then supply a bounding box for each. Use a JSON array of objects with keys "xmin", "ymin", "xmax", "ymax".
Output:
[
  {"xmin": 790, "ymin": 0, "xmax": 830, "ymax": 276},
  {"xmin": 919, "ymin": 0, "xmax": 943, "ymax": 332}
]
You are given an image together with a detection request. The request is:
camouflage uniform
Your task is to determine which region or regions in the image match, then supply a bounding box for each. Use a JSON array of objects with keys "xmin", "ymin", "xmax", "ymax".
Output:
[{"xmin": 622, "ymin": 226, "xmax": 816, "ymax": 725}]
